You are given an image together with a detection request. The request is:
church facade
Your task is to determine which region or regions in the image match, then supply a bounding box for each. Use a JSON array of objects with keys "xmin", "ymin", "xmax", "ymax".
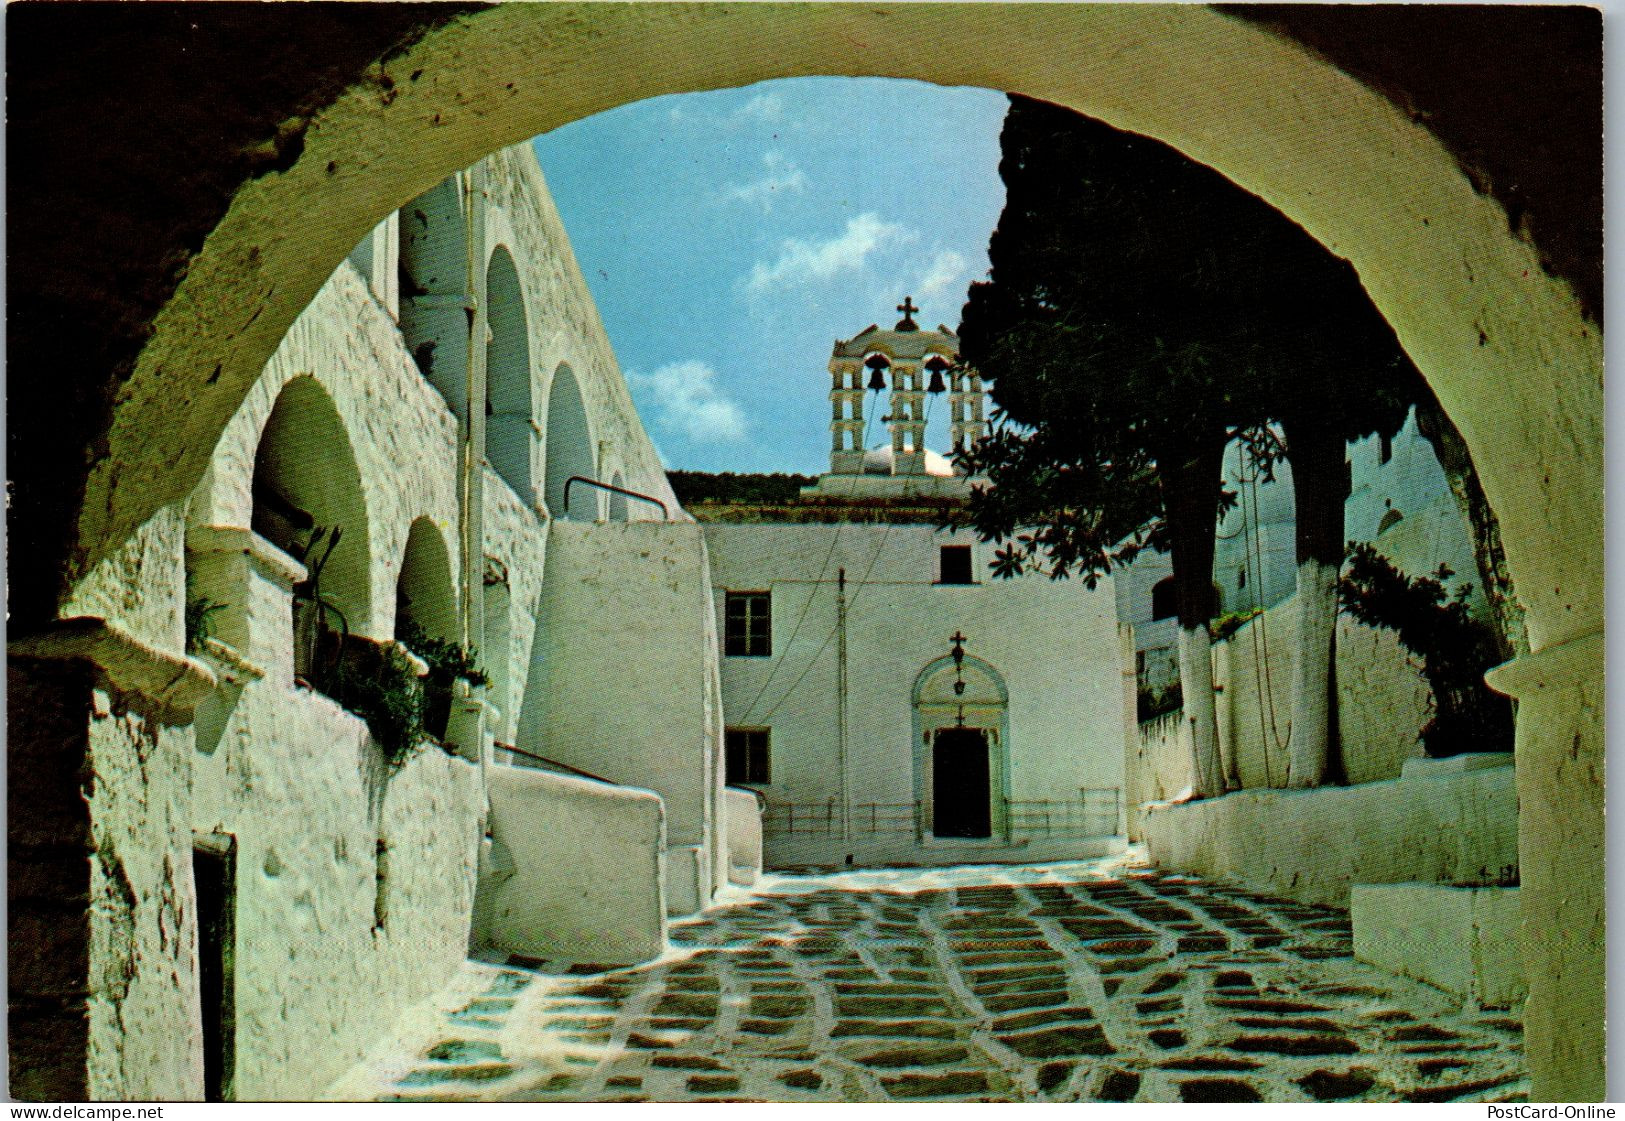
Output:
[{"xmin": 695, "ymin": 304, "xmax": 1131, "ymax": 868}]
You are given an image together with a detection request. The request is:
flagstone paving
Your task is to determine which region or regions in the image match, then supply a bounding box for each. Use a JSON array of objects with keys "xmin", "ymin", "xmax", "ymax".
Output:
[{"xmin": 338, "ymin": 859, "xmax": 1527, "ymax": 1103}]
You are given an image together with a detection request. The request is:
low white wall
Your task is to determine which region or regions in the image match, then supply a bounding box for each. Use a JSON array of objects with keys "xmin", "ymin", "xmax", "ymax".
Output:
[
  {"xmin": 764, "ymin": 833, "xmax": 1124, "ymax": 871},
  {"xmin": 1352, "ymin": 883, "xmax": 1525, "ymax": 1008},
  {"xmin": 477, "ymin": 765, "xmax": 666, "ymax": 966},
  {"xmin": 1141, "ymin": 761, "xmax": 1517, "ymax": 907},
  {"xmin": 725, "ymin": 787, "xmax": 763, "ymax": 887}
]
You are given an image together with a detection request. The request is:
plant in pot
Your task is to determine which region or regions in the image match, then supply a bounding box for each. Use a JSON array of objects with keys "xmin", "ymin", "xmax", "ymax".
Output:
[{"xmin": 397, "ymin": 619, "xmax": 488, "ymax": 743}]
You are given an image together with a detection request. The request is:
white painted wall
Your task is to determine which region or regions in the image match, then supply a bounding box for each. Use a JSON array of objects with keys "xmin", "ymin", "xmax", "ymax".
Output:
[
  {"xmin": 703, "ymin": 522, "xmax": 1127, "ymax": 866},
  {"xmin": 1140, "ymin": 761, "xmax": 1518, "ymax": 907},
  {"xmin": 724, "ymin": 787, "xmax": 764, "ymax": 886},
  {"xmin": 520, "ymin": 520, "xmax": 726, "ymax": 910},
  {"xmin": 477, "ymin": 766, "xmax": 666, "ymax": 965}
]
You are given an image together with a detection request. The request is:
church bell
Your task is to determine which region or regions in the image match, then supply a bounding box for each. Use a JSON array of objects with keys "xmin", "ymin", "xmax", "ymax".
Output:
[{"xmin": 865, "ymin": 353, "xmax": 891, "ymax": 391}]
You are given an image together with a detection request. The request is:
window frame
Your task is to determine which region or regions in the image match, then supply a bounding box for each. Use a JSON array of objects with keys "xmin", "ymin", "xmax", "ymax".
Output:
[
  {"xmin": 937, "ymin": 544, "xmax": 976, "ymax": 585},
  {"xmin": 725, "ymin": 726, "xmax": 771, "ymax": 785},
  {"xmin": 724, "ymin": 590, "xmax": 772, "ymax": 657}
]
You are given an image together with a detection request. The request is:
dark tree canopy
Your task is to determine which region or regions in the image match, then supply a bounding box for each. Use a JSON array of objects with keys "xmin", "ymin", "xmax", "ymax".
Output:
[{"xmin": 956, "ymin": 95, "xmax": 1423, "ymax": 583}]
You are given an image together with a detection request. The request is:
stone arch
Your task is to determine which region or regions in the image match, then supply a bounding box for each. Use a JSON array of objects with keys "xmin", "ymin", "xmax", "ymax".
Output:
[
  {"xmin": 485, "ymin": 244, "xmax": 534, "ymax": 502},
  {"xmin": 250, "ymin": 375, "xmax": 371, "ymax": 637},
  {"xmin": 397, "ymin": 175, "xmax": 469, "ymax": 418},
  {"xmin": 29, "ymin": 8, "xmax": 1603, "ymax": 1097},
  {"xmin": 395, "ymin": 516, "xmax": 457, "ymax": 646},
  {"xmin": 543, "ymin": 363, "xmax": 595, "ymax": 519}
]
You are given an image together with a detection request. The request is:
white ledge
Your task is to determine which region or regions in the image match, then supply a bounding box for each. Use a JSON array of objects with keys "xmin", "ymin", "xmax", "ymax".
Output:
[
  {"xmin": 187, "ymin": 524, "xmax": 309, "ymax": 589},
  {"xmin": 9, "ymin": 616, "xmax": 217, "ymax": 719},
  {"xmin": 197, "ymin": 638, "xmax": 267, "ymax": 686},
  {"xmin": 1484, "ymin": 629, "xmax": 1603, "ymax": 699}
]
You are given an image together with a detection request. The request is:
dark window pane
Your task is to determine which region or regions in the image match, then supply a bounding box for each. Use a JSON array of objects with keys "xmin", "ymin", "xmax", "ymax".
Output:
[{"xmin": 940, "ymin": 545, "xmax": 974, "ymax": 584}]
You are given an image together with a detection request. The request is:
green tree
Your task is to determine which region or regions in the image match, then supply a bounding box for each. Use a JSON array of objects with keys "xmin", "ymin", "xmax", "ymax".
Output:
[{"xmin": 958, "ymin": 96, "xmax": 1420, "ymax": 792}]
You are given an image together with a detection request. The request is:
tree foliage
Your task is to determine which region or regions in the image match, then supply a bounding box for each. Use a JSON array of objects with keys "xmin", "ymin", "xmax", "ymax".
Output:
[
  {"xmin": 1337, "ymin": 543, "xmax": 1513, "ymax": 756},
  {"xmin": 955, "ymin": 96, "xmax": 1423, "ymax": 584}
]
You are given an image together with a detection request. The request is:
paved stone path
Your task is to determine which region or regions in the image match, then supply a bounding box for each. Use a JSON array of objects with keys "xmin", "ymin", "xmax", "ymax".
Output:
[{"xmin": 338, "ymin": 859, "xmax": 1527, "ymax": 1103}]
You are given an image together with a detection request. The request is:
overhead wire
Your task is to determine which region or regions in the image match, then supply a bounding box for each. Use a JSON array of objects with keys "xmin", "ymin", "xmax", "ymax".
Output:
[
  {"xmin": 738, "ymin": 381, "xmax": 884, "ymax": 724},
  {"xmin": 755, "ymin": 388, "xmax": 938, "ymax": 725}
]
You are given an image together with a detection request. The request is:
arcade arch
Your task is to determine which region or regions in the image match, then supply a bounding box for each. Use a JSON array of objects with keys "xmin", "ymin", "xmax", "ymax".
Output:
[
  {"xmin": 33, "ymin": 6, "xmax": 1603, "ymax": 1099},
  {"xmin": 250, "ymin": 375, "xmax": 372, "ymax": 642},
  {"xmin": 543, "ymin": 364, "xmax": 595, "ymax": 519},
  {"xmin": 485, "ymin": 245, "xmax": 535, "ymax": 502}
]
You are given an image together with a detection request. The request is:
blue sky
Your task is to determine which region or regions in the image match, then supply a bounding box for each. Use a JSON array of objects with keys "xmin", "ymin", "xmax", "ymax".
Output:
[{"xmin": 531, "ymin": 78, "xmax": 1008, "ymax": 474}]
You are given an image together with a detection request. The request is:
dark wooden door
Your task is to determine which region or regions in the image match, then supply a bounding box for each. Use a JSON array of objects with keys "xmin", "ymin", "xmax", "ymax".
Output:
[
  {"xmin": 932, "ymin": 727, "xmax": 991, "ymax": 838},
  {"xmin": 194, "ymin": 836, "xmax": 236, "ymax": 1102}
]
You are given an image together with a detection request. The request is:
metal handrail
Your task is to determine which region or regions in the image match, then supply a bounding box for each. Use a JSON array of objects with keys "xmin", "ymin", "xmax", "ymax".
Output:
[
  {"xmin": 562, "ymin": 475, "xmax": 670, "ymax": 520},
  {"xmin": 493, "ymin": 740, "xmax": 617, "ymax": 786}
]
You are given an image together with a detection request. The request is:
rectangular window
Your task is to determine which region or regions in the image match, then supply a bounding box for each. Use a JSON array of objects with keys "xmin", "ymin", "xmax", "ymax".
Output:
[
  {"xmin": 725, "ymin": 727, "xmax": 771, "ymax": 784},
  {"xmin": 939, "ymin": 545, "xmax": 974, "ymax": 585},
  {"xmin": 724, "ymin": 591, "xmax": 771, "ymax": 656}
]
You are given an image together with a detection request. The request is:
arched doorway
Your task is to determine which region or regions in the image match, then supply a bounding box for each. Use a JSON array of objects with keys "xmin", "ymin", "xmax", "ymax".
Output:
[
  {"xmin": 912, "ymin": 654, "xmax": 1010, "ymax": 842},
  {"xmin": 16, "ymin": 7, "xmax": 1602, "ymax": 1099}
]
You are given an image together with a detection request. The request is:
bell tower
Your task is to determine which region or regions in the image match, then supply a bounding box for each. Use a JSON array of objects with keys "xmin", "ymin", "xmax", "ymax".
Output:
[
  {"xmin": 825, "ymin": 297, "xmax": 984, "ymax": 478},
  {"xmin": 828, "ymin": 353, "xmax": 866, "ymax": 475}
]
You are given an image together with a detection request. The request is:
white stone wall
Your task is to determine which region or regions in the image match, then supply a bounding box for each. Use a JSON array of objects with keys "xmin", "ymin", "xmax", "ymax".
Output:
[
  {"xmin": 1140, "ymin": 762, "xmax": 1518, "ymax": 908},
  {"xmin": 703, "ymin": 522, "xmax": 1127, "ymax": 865},
  {"xmin": 54, "ymin": 139, "xmax": 713, "ymax": 1101},
  {"xmin": 724, "ymin": 787, "xmax": 764, "ymax": 886},
  {"xmin": 520, "ymin": 520, "xmax": 726, "ymax": 910},
  {"xmin": 477, "ymin": 766, "xmax": 667, "ymax": 965},
  {"xmin": 85, "ymin": 694, "xmax": 203, "ymax": 1101},
  {"xmin": 1208, "ymin": 594, "xmax": 1432, "ymax": 790}
]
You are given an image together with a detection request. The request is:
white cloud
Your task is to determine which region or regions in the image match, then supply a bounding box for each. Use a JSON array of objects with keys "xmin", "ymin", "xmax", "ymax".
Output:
[
  {"xmin": 723, "ymin": 151, "xmax": 808, "ymax": 213},
  {"xmin": 916, "ymin": 249, "xmax": 969, "ymax": 302},
  {"xmin": 735, "ymin": 92, "xmax": 784, "ymax": 121},
  {"xmin": 628, "ymin": 361, "xmax": 749, "ymax": 445},
  {"xmin": 744, "ymin": 213, "xmax": 915, "ymax": 295}
]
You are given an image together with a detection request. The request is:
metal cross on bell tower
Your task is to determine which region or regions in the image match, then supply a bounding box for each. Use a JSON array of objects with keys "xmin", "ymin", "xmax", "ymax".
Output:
[{"xmin": 895, "ymin": 296, "xmax": 920, "ymax": 331}]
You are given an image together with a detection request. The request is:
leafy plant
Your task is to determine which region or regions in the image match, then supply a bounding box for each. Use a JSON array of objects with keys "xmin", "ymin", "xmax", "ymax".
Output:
[
  {"xmin": 185, "ymin": 597, "xmax": 226, "ymax": 654},
  {"xmin": 1137, "ymin": 681, "xmax": 1183, "ymax": 723},
  {"xmin": 1208, "ymin": 607, "xmax": 1263, "ymax": 644},
  {"xmin": 398, "ymin": 619, "xmax": 487, "ymax": 740},
  {"xmin": 325, "ymin": 641, "xmax": 425, "ymax": 765},
  {"xmin": 1337, "ymin": 542, "xmax": 1513, "ymax": 757}
]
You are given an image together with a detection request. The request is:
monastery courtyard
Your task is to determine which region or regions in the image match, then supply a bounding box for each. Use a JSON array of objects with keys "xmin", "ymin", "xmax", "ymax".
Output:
[{"xmin": 333, "ymin": 857, "xmax": 1528, "ymax": 1105}]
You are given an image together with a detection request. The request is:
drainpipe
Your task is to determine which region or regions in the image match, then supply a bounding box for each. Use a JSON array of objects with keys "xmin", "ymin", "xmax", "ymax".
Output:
[
  {"xmin": 837, "ymin": 567, "xmax": 850, "ymax": 844},
  {"xmin": 460, "ymin": 164, "xmax": 490, "ymax": 777}
]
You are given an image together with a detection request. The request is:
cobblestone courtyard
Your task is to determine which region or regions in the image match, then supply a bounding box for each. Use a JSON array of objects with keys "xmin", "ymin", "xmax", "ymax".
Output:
[{"xmin": 337, "ymin": 859, "xmax": 1527, "ymax": 1103}]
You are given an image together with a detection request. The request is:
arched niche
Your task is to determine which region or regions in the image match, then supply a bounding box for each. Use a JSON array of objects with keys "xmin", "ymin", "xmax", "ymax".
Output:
[
  {"xmin": 395, "ymin": 516, "xmax": 457, "ymax": 646},
  {"xmin": 397, "ymin": 175, "xmax": 469, "ymax": 418},
  {"xmin": 543, "ymin": 363, "xmax": 595, "ymax": 519},
  {"xmin": 250, "ymin": 375, "xmax": 372, "ymax": 639},
  {"xmin": 1150, "ymin": 577, "xmax": 1178, "ymax": 622},
  {"xmin": 485, "ymin": 245, "xmax": 534, "ymax": 501}
]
